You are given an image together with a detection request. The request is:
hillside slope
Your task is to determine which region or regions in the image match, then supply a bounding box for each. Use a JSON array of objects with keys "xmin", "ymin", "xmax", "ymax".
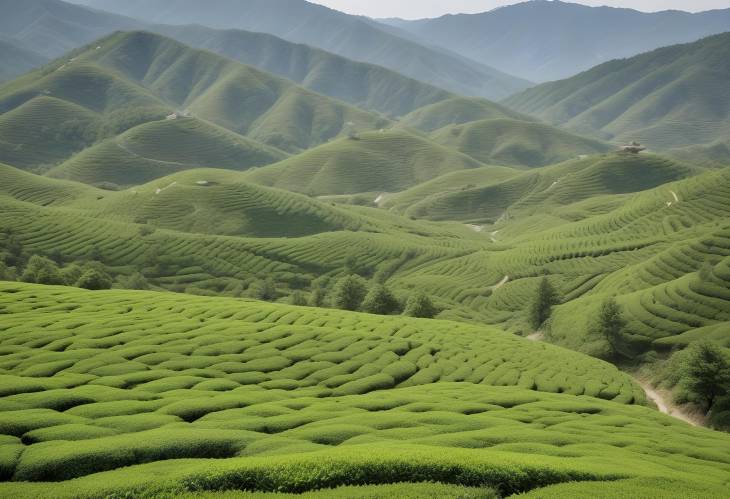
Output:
[
  {"xmin": 75, "ymin": 0, "xmax": 531, "ymax": 100},
  {"xmin": 430, "ymin": 119, "xmax": 611, "ymax": 168},
  {"xmin": 504, "ymin": 33, "xmax": 730, "ymax": 151},
  {"xmin": 0, "ymin": 38, "xmax": 48, "ymax": 82},
  {"xmin": 383, "ymin": 0, "xmax": 730, "ymax": 82},
  {"xmin": 0, "ymin": 31, "xmax": 388, "ymax": 181},
  {"xmin": 245, "ymin": 130, "xmax": 485, "ymax": 196},
  {"xmin": 0, "ymin": 0, "xmax": 141, "ymax": 58},
  {"xmin": 156, "ymin": 24, "xmax": 452, "ymax": 118}
]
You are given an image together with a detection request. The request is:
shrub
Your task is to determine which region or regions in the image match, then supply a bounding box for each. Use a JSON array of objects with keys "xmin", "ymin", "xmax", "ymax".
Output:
[
  {"xmin": 60, "ymin": 263, "xmax": 85, "ymax": 286},
  {"xmin": 117, "ymin": 272, "xmax": 149, "ymax": 290},
  {"xmin": 331, "ymin": 275, "xmax": 367, "ymax": 311},
  {"xmin": 680, "ymin": 341, "xmax": 730, "ymax": 410},
  {"xmin": 404, "ymin": 293, "xmax": 438, "ymax": 319},
  {"xmin": 20, "ymin": 255, "xmax": 63, "ymax": 285},
  {"xmin": 249, "ymin": 278, "xmax": 278, "ymax": 301},
  {"xmin": 75, "ymin": 269, "xmax": 113, "ymax": 290},
  {"xmin": 362, "ymin": 285, "xmax": 400, "ymax": 315},
  {"xmin": 289, "ymin": 291, "xmax": 308, "ymax": 306}
]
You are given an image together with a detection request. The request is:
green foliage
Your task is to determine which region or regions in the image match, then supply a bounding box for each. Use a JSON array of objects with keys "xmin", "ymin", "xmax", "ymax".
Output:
[
  {"xmin": 75, "ymin": 268, "xmax": 113, "ymax": 290},
  {"xmin": 404, "ymin": 293, "xmax": 439, "ymax": 319},
  {"xmin": 249, "ymin": 278, "xmax": 278, "ymax": 302},
  {"xmin": 331, "ymin": 275, "xmax": 367, "ymax": 311},
  {"xmin": 528, "ymin": 277, "xmax": 559, "ymax": 329},
  {"xmin": 20, "ymin": 255, "xmax": 63, "ymax": 285},
  {"xmin": 361, "ymin": 285, "xmax": 400, "ymax": 315},
  {"xmin": 680, "ymin": 341, "xmax": 730, "ymax": 409},
  {"xmin": 591, "ymin": 299, "xmax": 627, "ymax": 359},
  {"xmin": 288, "ymin": 291, "xmax": 308, "ymax": 307}
]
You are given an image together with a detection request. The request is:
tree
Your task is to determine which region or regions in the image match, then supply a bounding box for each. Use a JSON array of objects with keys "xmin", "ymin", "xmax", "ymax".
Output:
[
  {"xmin": 308, "ymin": 286, "xmax": 327, "ymax": 308},
  {"xmin": 118, "ymin": 272, "xmax": 149, "ymax": 290},
  {"xmin": 331, "ymin": 275, "xmax": 367, "ymax": 311},
  {"xmin": 362, "ymin": 284, "xmax": 400, "ymax": 315},
  {"xmin": 681, "ymin": 341, "xmax": 730, "ymax": 410},
  {"xmin": 404, "ymin": 293, "xmax": 439, "ymax": 319},
  {"xmin": 289, "ymin": 291, "xmax": 308, "ymax": 306},
  {"xmin": 249, "ymin": 278, "xmax": 278, "ymax": 301},
  {"xmin": 594, "ymin": 298, "xmax": 626, "ymax": 357},
  {"xmin": 61, "ymin": 263, "xmax": 85, "ymax": 286},
  {"xmin": 75, "ymin": 268, "xmax": 113, "ymax": 290},
  {"xmin": 21, "ymin": 255, "xmax": 63, "ymax": 285},
  {"xmin": 528, "ymin": 277, "xmax": 559, "ymax": 329}
]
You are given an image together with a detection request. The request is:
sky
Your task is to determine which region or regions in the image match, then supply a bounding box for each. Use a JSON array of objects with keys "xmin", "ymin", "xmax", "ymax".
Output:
[{"xmin": 310, "ymin": 0, "xmax": 730, "ymax": 18}]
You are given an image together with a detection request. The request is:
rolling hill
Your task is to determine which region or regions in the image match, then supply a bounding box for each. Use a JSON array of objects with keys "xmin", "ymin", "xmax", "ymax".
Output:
[
  {"xmin": 382, "ymin": 0, "xmax": 730, "ymax": 82},
  {"xmin": 0, "ymin": 31, "xmax": 390, "ymax": 181},
  {"xmin": 429, "ymin": 119, "xmax": 612, "ymax": 168},
  {"xmin": 503, "ymin": 33, "xmax": 730, "ymax": 152},
  {"xmin": 155, "ymin": 25, "xmax": 453, "ymax": 118},
  {"xmin": 0, "ymin": 38, "xmax": 48, "ymax": 82},
  {"xmin": 397, "ymin": 96, "xmax": 532, "ymax": 133},
  {"xmin": 245, "ymin": 130, "xmax": 485, "ymax": 196},
  {"xmin": 2, "ymin": 282, "xmax": 728, "ymax": 498},
  {"xmin": 74, "ymin": 0, "xmax": 532, "ymax": 100}
]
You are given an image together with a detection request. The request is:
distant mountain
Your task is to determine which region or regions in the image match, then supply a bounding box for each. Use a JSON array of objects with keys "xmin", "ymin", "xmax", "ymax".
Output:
[
  {"xmin": 382, "ymin": 0, "xmax": 730, "ymax": 82},
  {"xmin": 72, "ymin": 0, "xmax": 531, "ymax": 100},
  {"xmin": 155, "ymin": 25, "xmax": 452, "ymax": 118},
  {"xmin": 504, "ymin": 33, "xmax": 730, "ymax": 151},
  {"xmin": 0, "ymin": 31, "xmax": 387, "ymax": 184},
  {"xmin": 0, "ymin": 0, "xmax": 141, "ymax": 58},
  {"xmin": 397, "ymin": 97, "xmax": 533, "ymax": 133},
  {"xmin": 0, "ymin": 38, "xmax": 48, "ymax": 82}
]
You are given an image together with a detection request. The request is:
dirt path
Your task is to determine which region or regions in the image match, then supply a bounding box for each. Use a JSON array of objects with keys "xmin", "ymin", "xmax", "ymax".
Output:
[
  {"xmin": 465, "ymin": 224, "xmax": 485, "ymax": 233},
  {"xmin": 490, "ymin": 230, "xmax": 500, "ymax": 243},
  {"xmin": 635, "ymin": 379, "xmax": 704, "ymax": 427},
  {"xmin": 491, "ymin": 275, "xmax": 509, "ymax": 291},
  {"xmin": 526, "ymin": 332, "xmax": 544, "ymax": 341}
]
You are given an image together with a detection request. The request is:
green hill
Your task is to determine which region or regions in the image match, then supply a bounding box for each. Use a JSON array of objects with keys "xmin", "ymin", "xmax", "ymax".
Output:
[
  {"xmin": 77, "ymin": 0, "xmax": 532, "ymax": 100},
  {"xmin": 429, "ymin": 118, "xmax": 612, "ymax": 168},
  {"xmin": 0, "ymin": 282, "xmax": 729, "ymax": 497},
  {"xmin": 397, "ymin": 96, "xmax": 532, "ymax": 133},
  {"xmin": 47, "ymin": 117, "xmax": 287, "ymax": 187},
  {"xmin": 245, "ymin": 130, "xmax": 485, "ymax": 196},
  {"xmin": 504, "ymin": 33, "xmax": 730, "ymax": 152},
  {"xmin": 400, "ymin": 153, "xmax": 699, "ymax": 223},
  {"xmin": 0, "ymin": 38, "xmax": 48, "ymax": 82},
  {"xmin": 0, "ymin": 31, "xmax": 389, "ymax": 181},
  {"xmin": 156, "ymin": 25, "xmax": 452, "ymax": 118},
  {"xmin": 670, "ymin": 139, "xmax": 730, "ymax": 169}
]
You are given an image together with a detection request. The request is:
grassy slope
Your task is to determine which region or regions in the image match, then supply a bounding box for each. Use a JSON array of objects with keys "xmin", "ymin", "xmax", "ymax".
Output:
[
  {"xmin": 0, "ymin": 31, "xmax": 389, "ymax": 182},
  {"xmin": 397, "ymin": 96, "xmax": 533, "ymax": 133},
  {"xmin": 245, "ymin": 130, "xmax": 485, "ymax": 196},
  {"xmin": 429, "ymin": 118, "xmax": 612, "ymax": 168},
  {"xmin": 504, "ymin": 33, "xmax": 730, "ymax": 151},
  {"xmin": 400, "ymin": 153, "xmax": 698, "ymax": 222},
  {"xmin": 155, "ymin": 24, "xmax": 453, "ymax": 118},
  {"xmin": 47, "ymin": 117, "xmax": 287, "ymax": 186},
  {"xmin": 0, "ymin": 282, "xmax": 728, "ymax": 498}
]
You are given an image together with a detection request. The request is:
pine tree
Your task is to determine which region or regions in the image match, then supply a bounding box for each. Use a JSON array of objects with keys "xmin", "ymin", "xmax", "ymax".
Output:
[
  {"xmin": 528, "ymin": 277, "xmax": 559, "ymax": 329},
  {"xmin": 594, "ymin": 298, "xmax": 626, "ymax": 357}
]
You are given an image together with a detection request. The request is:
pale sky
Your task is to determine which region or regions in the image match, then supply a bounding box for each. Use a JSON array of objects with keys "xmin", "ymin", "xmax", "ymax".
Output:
[{"xmin": 311, "ymin": 0, "xmax": 730, "ymax": 18}]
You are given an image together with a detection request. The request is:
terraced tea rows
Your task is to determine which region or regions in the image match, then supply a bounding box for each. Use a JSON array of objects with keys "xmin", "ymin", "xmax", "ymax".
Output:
[{"xmin": 0, "ymin": 283, "xmax": 728, "ymax": 498}]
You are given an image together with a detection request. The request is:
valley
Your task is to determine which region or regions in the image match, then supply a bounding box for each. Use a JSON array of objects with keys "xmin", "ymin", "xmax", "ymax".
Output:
[{"xmin": 0, "ymin": 1, "xmax": 729, "ymax": 498}]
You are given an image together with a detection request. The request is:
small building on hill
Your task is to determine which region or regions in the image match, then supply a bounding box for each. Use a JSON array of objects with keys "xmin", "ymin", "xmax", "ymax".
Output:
[{"xmin": 621, "ymin": 141, "xmax": 646, "ymax": 154}]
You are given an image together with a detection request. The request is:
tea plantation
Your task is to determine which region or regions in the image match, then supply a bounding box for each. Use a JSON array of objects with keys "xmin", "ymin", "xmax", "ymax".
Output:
[{"xmin": 0, "ymin": 283, "xmax": 728, "ymax": 497}]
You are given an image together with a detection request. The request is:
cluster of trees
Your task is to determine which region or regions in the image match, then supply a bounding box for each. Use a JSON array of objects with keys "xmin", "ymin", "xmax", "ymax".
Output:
[
  {"xmin": 244, "ymin": 273, "xmax": 439, "ymax": 319},
  {"xmin": 0, "ymin": 229, "xmax": 125, "ymax": 291}
]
